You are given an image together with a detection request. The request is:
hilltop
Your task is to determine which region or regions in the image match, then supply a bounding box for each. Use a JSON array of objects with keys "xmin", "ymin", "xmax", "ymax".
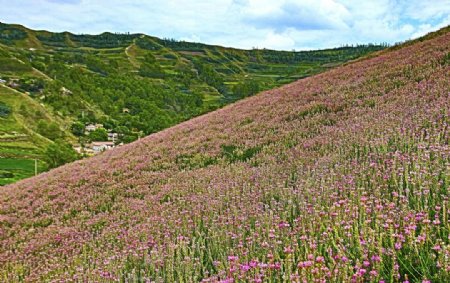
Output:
[
  {"xmin": 0, "ymin": 22, "xmax": 384, "ymax": 184},
  {"xmin": 0, "ymin": 26, "xmax": 449, "ymax": 282}
]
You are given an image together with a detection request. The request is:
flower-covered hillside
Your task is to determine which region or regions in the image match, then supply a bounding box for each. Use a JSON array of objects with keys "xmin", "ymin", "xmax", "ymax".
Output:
[{"xmin": 0, "ymin": 27, "xmax": 449, "ymax": 282}]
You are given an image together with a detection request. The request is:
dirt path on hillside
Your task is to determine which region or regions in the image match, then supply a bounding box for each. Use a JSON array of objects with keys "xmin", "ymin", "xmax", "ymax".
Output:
[{"xmin": 125, "ymin": 38, "xmax": 141, "ymax": 68}]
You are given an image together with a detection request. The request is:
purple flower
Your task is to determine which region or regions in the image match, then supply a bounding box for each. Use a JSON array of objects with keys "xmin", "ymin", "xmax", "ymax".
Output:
[{"xmin": 240, "ymin": 264, "xmax": 251, "ymax": 272}]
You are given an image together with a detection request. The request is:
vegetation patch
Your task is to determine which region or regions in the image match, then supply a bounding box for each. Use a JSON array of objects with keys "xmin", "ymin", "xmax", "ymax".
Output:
[
  {"xmin": 175, "ymin": 153, "xmax": 217, "ymax": 170},
  {"xmin": 220, "ymin": 144, "xmax": 262, "ymax": 163},
  {"xmin": 440, "ymin": 52, "xmax": 450, "ymax": 66},
  {"xmin": 285, "ymin": 103, "xmax": 331, "ymax": 121},
  {"xmin": 0, "ymin": 23, "xmax": 27, "ymax": 44},
  {"xmin": 0, "ymin": 169, "xmax": 14, "ymax": 178},
  {"xmin": 239, "ymin": 117, "xmax": 254, "ymax": 126},
  {"xmin": 298, "ymin": 103, "xmax": 330, "ymax": 119},
  {"xmin": 0, "ymin": 58, "xmax": 32, "ymax": 73},
  {"xmin": 0, "ymin": 102, "xmax": 11, "ymax": 118}
]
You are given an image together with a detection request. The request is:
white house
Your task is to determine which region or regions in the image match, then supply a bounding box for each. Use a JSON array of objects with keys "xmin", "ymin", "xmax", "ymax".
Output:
[
  {"xmin": 60, "ymin": 87, "xmax": 72, "ymax": 95},
  {"xmin": 107, "ymin": 132, "xmax": 118, "ymax": 141},
  {"xmin": 73, "ymin": 146, "xmax": 83, "ymax": 153},
  {"xmin": 85, "ymin": 124, "xmax": 97, "ymax": 132},
  {"xmin": 91, "ymin": 141, "xmax": 115, "ymax": 153}
]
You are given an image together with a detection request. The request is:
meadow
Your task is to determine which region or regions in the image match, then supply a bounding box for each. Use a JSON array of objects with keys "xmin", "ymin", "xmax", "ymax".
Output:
[{"xmin": 0, "ymin": 27, "xmax": 448, "ymax": 282}]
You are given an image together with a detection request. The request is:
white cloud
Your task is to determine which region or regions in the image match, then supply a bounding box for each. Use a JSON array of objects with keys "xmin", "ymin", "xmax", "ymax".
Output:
[
  {"xmin": 410, "ymin": 15, "xmax": 450, "ymax": 39},
  {"xmin": 0, "ymin": 0, "xmax": 448, "ymax": 50},
  {"xmin": 261, "ymin": 31, "xmax": 296, "ymax": 50},
  {"xmin": 243, "ymin": 0, "xmax": 351, "ymax": 31},
  {"xmin": 403, "ymin": 0, "xmax": 450, "ymax": 21}
]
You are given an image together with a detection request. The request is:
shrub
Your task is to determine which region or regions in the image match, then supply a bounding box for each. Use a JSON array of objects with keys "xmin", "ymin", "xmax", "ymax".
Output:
[
  {"xmin": 297, "ymin": 103, "xmax": 330, "ymax": 119},
  {"xmin": 44, "ymin": 140, "xmax": 79, "ymax": 168},
  {"xmin": 221, "ymin": 144, "xmax": 261, "ymax": 163},
  {"xmin": 71, "ymin": 122, "xmax": 85, "ymax": 136},
  {"xmin": 176, "ymin": 153, "xmax": 217, "ymax": 170},
  {"xmin": 37, "ymin": 121, "xmax": 64, "ymax": 141},
  {"xmin": 0, "ymin": 102, "xmax": 11, "ymax": 118},
  {"xmin": 0, "ymin": 170, "xmax": 14, "ymax": 178},
  {"xmin": 88, "ymin": 128, "xmax": 108, "ymax": 141}
]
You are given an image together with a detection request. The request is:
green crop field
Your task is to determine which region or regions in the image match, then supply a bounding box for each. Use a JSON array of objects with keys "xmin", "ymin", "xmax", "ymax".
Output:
[{"xmin": 0, "ymin": 158, "xmax": 46, "ymax": 185}]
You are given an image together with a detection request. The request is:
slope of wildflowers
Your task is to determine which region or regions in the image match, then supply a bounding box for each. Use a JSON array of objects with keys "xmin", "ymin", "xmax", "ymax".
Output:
[{"xmin": 0, "ymin": 28, "xmax": 449, "ymax": 282}]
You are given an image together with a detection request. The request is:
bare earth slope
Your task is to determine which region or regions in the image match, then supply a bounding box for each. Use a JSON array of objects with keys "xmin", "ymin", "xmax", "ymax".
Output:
[{"xmin": 0, "ymin": 29, "xmax": 449, "ymax": 282}]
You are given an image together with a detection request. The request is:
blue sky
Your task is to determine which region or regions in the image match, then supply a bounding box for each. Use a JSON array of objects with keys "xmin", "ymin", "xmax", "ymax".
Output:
[{"xmin": 0, "ymin": 0, "xmax": 449, "ymax": 50}]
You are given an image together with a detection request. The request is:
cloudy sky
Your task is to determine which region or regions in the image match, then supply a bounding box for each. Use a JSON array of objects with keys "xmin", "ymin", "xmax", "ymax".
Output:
[{"xmin": 0, "ymin": 0, "xmax": 449, "ymax": 50}]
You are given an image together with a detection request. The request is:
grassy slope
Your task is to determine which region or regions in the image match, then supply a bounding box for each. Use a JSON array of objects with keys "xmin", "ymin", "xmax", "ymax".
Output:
[
  {"xmin": 0, "ymin": 85, "xmax": 67, "ymax": 184},
  {"xmin": 0, "ymin": 36, "xmax": 79, "ymax": 185},
  {"xmin": 0, "ymin": 85, "xmax": 52, "ymax": 154},
  {"xmin": 0, "ymin": 27, "xmax": 448, "ymax": 281}
]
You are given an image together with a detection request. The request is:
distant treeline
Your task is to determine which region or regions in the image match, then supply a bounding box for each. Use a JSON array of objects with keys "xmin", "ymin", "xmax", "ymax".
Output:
[
  {"xmin": 0, "ymin": 23, "xmax": 27, "ymax": 44},
  {"xmin": 36, "ymin": 32, "xmax": 141, "ymax": 48},
  {"xmin": 142, "ymin": 37, "xmax": 387, "ymax": 64}
]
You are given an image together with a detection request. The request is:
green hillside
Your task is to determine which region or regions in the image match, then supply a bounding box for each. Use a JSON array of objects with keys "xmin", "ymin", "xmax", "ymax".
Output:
[
  {"xmin": 0, "ymin": 84, "xmax": 74, "ymax": 184},
  {"xmin": 0, "ymin": 22, "xmax": 386, "ymax": 184}
]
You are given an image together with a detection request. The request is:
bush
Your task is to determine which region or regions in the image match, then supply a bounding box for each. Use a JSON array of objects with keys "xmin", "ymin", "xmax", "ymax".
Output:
[
  {"xmin": 297, "ymin": 103, "xmax": 330, "ymax": 119},
  {"xmin": 175, "ymin": 153, "xmax": 217, "ymax": 170},
  {"xmin": 88, "ymin": 128, "xmax": 108, "ymax": 141},
  {"xmin": 37, "ymin": 121, "xmax": 64, "ymax": 140},
  {"xmin": 221, "ymin": 144, "xmax": 261, "ymax": 163},
  {"xmin": 0, "ymin": 58, "xmax": 32, "ymax": 73},
  {"xmin": 71, "ymin": 122, "xmax": 85, "ymax": 136},
  {"xmin": 0, "ymin": 170, "xmax": 14, "ymax": 178},
  {"xmin": 139, "ymin": 63, "xmax": 165, "ymax": 78},
  {"xmin": 232, "ymin": 80, "xmax": 259, "ymax": 98},
  {"xmin": 0, "ymin": 102, "xmax": 11, "ymax": 118},
  {"xmin": 44, "ymin": 140, "xmax": 79, "ymax": 169}
]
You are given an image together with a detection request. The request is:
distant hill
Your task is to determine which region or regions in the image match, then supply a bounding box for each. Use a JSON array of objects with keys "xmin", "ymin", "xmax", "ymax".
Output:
[
  {"xmin": 0, "ymin": 22, "xmax": 385, "ymax": 184},
  {"xmin": 0, "ymin": 25, "xmax": 448, "ymax": 282}
]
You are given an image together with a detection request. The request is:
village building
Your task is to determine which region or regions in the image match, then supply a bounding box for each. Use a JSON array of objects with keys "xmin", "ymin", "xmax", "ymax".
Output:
[
  {"xmin": 73, "ymin": 145, "xmax": 83, "ymax": 154},
  {"xmin": 60, "ymin": 87, "xmax": 72, "ymax": 95},
  {"xmin": 85, "ymin": 124, "xmax": 97, "ymax": 132},
  {"xmin": 107, "ymin": 132, "xmax": 118, "ymax": 141},
  {"xmin": 91, "ymin": 141, "xmax": 115, "ymax": 153},
  {"xmin": 7, "ymin": 81, "xmax": 19, "ymax": 88},
  {"xmin": 85, "ymin": 123, "xmax": 104, "ymax": 132}
]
